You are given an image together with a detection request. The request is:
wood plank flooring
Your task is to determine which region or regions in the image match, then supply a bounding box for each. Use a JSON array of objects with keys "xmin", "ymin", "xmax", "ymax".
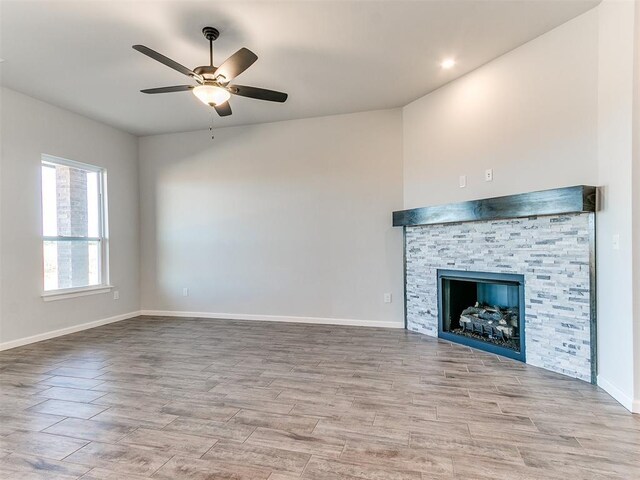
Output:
[{"xmin": 0, "ymin": 315, "xmax": 638, "ymax": 479}]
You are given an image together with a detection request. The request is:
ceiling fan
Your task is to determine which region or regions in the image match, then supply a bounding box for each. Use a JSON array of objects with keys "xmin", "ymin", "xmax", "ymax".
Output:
[{"xmin": 133, "ymin": 26, "xmax": 288, "ymax": 117}]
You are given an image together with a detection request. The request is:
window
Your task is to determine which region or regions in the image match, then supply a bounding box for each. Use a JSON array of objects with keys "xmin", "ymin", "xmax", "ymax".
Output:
[{"xmin": 41, "ymin": 155, "xmax": 108, "ymax": 293}]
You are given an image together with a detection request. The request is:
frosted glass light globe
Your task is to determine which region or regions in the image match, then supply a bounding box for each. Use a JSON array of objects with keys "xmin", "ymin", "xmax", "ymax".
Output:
[{"xmin": 193, "ymin": 85, "xmax": 231, "ymax": 106}]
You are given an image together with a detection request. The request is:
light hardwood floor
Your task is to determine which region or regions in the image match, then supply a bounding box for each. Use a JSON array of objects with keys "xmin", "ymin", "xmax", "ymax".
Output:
[{"xmin": 0, "ymin": 315, "xmax": 638, "ymax": 479}]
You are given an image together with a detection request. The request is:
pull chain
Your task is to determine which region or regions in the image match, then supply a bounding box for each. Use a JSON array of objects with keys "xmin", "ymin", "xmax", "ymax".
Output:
[{"xmin": 209, "ymin": 110, "xmax": 215, "ymax": 140}]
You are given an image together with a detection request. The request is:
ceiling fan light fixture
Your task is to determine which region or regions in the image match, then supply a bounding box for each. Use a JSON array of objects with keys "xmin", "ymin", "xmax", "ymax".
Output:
[{"xmin": 193, "ymin": 84, "xmax": 231, "ymax": 106}]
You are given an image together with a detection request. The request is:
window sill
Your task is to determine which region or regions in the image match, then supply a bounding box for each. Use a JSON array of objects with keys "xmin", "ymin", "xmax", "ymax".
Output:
[{"xmin": 41, "ymin": 285, "xmax": 114, "ymax": 302}]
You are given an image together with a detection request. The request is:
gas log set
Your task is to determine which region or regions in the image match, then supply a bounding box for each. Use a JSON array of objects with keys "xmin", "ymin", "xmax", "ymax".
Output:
[{"xmin": 457, "ymin": 302, "xmax": 519, "ymax": 345}]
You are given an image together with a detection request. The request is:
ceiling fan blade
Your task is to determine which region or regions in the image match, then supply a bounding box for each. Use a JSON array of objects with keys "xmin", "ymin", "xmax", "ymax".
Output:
[
  {"xmin": 228, "ymin": 84, "xmax": 288, "ymax": 103},
  {"xmin": 133, "ymin": 45, "xmax": 202, "ymax": 81},
  {"xmin": 214, "ymin": 48, "xmax": 258, "ymax": 83},
  {"xmin": 141, "ymin": 85, "xmax": 194, "ymax": 94},
  {"xmin": 214, "ymin": 102, "xmax": 232, "ymax": 117}
]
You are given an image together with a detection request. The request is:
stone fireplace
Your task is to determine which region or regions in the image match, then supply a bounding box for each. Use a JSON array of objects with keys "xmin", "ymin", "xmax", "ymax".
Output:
[{"xmin": 393, "ymin": 186, "xmax": 598, "ymax": 383}]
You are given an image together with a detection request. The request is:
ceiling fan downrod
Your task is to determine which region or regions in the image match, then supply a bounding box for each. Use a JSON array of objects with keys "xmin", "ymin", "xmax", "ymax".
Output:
[{"xmin": 202, "ymin": 26, "xmax": 219, "ymax": 67}]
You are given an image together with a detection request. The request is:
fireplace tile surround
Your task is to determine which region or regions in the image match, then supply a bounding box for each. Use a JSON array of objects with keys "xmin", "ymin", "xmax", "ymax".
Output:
[{"xmin": 394, "ymin": 186, "xmax": 597, "ymax": 383}]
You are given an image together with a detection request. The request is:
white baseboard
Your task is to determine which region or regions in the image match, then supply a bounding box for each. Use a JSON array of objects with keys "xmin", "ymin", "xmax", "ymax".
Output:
[
  {"xmin": 597, "ymin": 375, "xmax": 639, "ymax": 413},
  {"xmin": 140, "ymin": 310, "xmax": 403, "ymax": 329},
  {"xmin": 0, "ymin": 310, "xmax": 141, "ymax": 352}
]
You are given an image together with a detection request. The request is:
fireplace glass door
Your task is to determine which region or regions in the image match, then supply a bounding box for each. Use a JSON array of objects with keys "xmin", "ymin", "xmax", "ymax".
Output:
[{"xmin": 437, "ymin": 270, "xmax": 525, "ymax": 361}]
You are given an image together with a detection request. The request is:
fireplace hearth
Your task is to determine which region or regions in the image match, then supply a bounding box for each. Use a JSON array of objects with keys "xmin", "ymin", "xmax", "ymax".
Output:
[{"xmin": 437, "ymin": 269, "xmax": 525, "ymax": 361}]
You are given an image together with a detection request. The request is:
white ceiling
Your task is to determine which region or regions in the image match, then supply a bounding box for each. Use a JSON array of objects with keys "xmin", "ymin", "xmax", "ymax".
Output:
[{"xmin": 0, "ymin": 0, "xmax": 599, "ymax": 136}]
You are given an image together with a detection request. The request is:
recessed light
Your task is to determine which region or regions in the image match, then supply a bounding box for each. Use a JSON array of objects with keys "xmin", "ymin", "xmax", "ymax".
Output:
[{"xmin": 441, "ymin": 58, "xmax": 456, "ymax": 69}]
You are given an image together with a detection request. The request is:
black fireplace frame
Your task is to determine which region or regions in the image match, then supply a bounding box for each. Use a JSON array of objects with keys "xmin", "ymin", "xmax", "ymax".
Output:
[{"xmin": 437, "ymin": 269, "xmax": 526, "ymax": 362}]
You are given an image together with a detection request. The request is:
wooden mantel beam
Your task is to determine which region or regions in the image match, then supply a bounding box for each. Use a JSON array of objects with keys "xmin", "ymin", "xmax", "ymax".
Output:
[{"xmin": 392, "ymin": 185, "xmax": 598, "ymax": 227}]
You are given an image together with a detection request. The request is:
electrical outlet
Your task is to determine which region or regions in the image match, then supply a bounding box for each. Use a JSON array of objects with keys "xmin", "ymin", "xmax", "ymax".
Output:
[
  {"xmin": 383, "ymin": 293, "xmax": 392, "ymax": 303},
  {"xmin": 459, "ymin": 175, "xmax": 467, "ymax": 188},
  {"xmin": 113, "ymin": 291, "xmax": 119, "ymax": 300},
  {"xmin": 485, "ymin": 169, "xmax": 493, "ymax": 182},
  {"xmin": 182, "ymin": 287, "xmax": 189, "ymax": 297},
  {"xmin": 612, "ymin": 234, "xmax": 620, "ymax": 250}
]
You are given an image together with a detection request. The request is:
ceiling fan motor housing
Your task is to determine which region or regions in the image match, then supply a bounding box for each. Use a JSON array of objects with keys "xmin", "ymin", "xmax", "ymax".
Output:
[{"xmin": 193, "ymin": 65, "xmax": 218, "ymax": 81}]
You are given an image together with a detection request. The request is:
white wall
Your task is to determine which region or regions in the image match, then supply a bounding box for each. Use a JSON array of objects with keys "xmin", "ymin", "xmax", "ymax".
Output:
[
  {"xmin": 633, "ymin": 0, "xmax": 640, "ymax": 412},
  {"xmin": 138, "ymin": 109, "xmax": 404, "ymax": 327},
  {"xmin": 595, "ymin": 0, "xmax": 637, "ymax": 412},
  {"xmin": 0, "ymin": 88, "xmax": 140, "ymax": 346},
  {"xmin": 403, "ymin": 8, "xmax": 599, "ymax": 208},
  {"xmin": 401, "ymin": 2, "xmax": 639, "ymax": 412}
]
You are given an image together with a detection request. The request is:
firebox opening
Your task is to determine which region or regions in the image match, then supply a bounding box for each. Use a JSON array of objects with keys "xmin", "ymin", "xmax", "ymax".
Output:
[{"xmin": 437, "ymin": 270, "xmax": 525, "ymax": 362}]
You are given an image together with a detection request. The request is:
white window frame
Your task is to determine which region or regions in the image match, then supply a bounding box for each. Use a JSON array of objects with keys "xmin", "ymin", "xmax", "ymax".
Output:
[{"xmin": 40, "ymin": 154, "xmax": 112, "ymax": 301}]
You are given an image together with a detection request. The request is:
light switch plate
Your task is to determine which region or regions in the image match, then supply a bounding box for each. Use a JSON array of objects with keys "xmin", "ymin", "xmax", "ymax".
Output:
[{"xmin": 459, "ymin": 175, "xmax": 467, "ymax": 188}]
